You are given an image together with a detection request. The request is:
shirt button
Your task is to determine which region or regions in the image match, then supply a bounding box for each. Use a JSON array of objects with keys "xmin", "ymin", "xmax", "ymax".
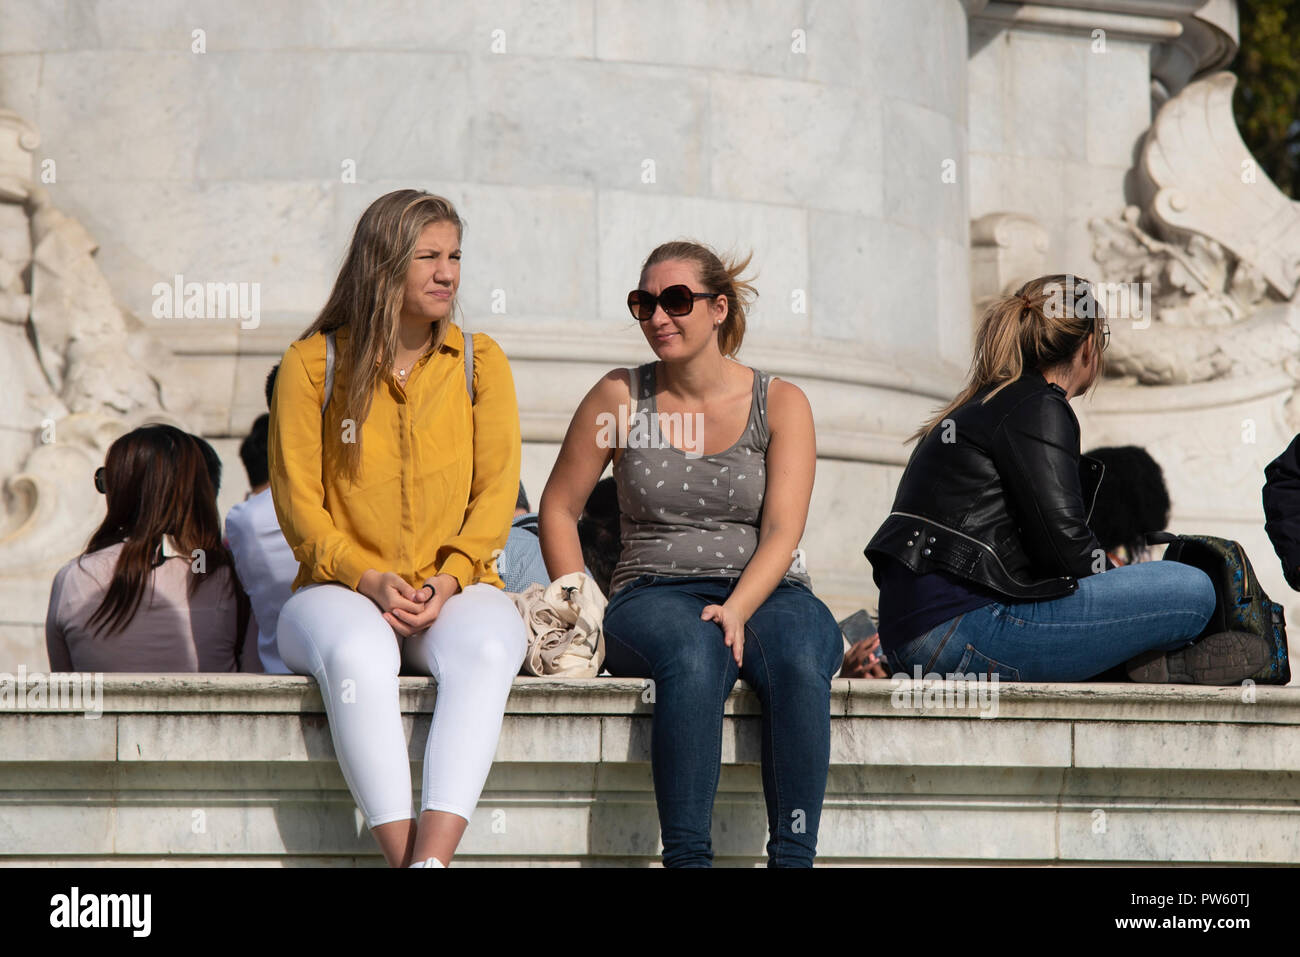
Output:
[
  {"xmin": 906, "ymin": 540, "xmax": 914, "ymax": 547},
  {"xmin": 922, "ymin": 548, "xmax": 931, "ymax": 556},
  {"xmin": 928, "ymin": 536, "xmax": 936, "ymax": 543}
]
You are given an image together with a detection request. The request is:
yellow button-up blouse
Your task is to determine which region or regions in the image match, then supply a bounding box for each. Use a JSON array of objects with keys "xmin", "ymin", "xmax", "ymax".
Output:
[{"xmin": 267, "ymin": 322, "xmax": 520, "ymax": 594}]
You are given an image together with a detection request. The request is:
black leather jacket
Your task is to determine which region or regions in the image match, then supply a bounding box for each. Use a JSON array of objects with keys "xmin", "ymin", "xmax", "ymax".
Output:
[
  {"xmin": 864, "ymin": 368, "xmax": 1107, "ymax": 602},
  {"xmin": 1263, "ymin": 433, "xmax": 1300, "ymax": 591}
]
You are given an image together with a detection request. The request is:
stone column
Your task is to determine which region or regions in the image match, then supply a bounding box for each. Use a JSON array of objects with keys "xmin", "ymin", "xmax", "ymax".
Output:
[{"xmin": 967, "ymin": 1, "xmax": 1225, "ymax": 275}]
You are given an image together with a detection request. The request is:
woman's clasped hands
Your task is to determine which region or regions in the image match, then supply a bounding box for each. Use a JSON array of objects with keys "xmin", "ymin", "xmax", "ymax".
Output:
[{"xmin": 358, "ymin": 570, "xmax": 461, "ymax": 640}]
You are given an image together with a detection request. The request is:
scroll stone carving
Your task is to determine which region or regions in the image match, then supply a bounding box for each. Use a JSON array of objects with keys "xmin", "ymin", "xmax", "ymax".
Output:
[{"xmin": 1087, "ymin": 73, "xmax": 1300, "ymax": 398}]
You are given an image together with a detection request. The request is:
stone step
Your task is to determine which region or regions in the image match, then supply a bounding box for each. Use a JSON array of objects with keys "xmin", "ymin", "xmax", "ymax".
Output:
[{"xmin": 1, "ymin": 675, "xmax": 1297, "ymax": 865}]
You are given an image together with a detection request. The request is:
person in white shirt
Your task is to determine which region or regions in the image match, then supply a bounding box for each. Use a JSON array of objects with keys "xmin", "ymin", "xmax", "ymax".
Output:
[{"xmin": 225, "ymin": 372, "xmax": 299, "ymax": 674}]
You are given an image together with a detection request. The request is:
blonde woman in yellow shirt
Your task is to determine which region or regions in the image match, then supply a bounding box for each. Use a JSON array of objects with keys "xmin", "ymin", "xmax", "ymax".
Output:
[{"xmin": 269, "ymin": 190, "xmax": 527, "ymax": 868}]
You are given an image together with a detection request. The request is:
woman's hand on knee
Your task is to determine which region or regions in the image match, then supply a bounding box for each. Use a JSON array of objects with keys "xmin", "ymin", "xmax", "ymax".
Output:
[{"xmin": 702, "ymin": 603, "xmax": 746, "ymax": 666}]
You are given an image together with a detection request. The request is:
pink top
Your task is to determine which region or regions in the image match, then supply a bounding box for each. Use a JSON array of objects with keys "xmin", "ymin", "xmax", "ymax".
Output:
[{"xmin": 45, "ymin": 540, "xmax": 255, "ymax": 673}]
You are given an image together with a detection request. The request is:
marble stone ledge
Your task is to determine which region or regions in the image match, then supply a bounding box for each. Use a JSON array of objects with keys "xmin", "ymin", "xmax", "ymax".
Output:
[
  {"xmin": 4, "ymin": 675, "xmax": 1297, "ymax": 725},
  {"xmin": 847, "ymin": 679, "xmax": 1300, "ymax": 726}
]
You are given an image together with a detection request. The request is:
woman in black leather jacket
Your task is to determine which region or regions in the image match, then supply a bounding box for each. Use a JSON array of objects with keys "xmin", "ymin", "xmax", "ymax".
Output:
[{"xmin": 863, "ymin": 274, "xmax": 1256, "ymax": 684}]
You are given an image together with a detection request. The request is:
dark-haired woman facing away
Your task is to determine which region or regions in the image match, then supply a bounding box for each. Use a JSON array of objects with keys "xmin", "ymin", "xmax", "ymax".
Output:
[
  {"xmin": 46, "ymin": 424, "xmax": 254, "ymax": 672},
  {"xmin": 864, "ymin": 275, "xmax": 1263, "ymax": 684},
  {"xmin": 269, "ymin": 190, "xmax": 526, "ymax": 868},
  {"xmin": 539, "ymin": 240, "xmax": 843, "ymax": 868}
]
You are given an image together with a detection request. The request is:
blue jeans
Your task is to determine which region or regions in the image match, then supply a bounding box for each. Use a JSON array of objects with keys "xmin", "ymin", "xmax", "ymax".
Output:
[
  {"xmin": 887, "ymin": 561, "xmax": 1217, "ymax": 681},
  {"xmin": 602, "ymin": 575, "xmax": 844, "ymax": 868}
]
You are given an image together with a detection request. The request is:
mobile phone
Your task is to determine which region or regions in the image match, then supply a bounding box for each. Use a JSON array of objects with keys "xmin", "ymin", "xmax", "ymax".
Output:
[{"xmin": 837, "ymin": 609, "xmax": 878, "ymax": 643}]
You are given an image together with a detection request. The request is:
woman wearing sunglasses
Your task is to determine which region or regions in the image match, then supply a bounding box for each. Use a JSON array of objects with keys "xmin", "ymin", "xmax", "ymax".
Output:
[
  {"xmin": 47, "ymin": 424, "xmax": 254, "ymax": 672},
  {"xmin": 269, "ymin": 190, "xmax": 527, "ymax": 868},
  {"xmin": 539, "ymin": 240, "xmax": 843, "ymax": 867}
]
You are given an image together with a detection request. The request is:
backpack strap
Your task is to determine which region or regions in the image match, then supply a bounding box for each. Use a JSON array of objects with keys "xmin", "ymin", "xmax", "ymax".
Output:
[
  {"xmin": 464, "ymin": 327, "xmax": 474, "ymax": 403},
  {"xmin": 321, "ymin": 331, "xmax": 337, "ymax": 414}
]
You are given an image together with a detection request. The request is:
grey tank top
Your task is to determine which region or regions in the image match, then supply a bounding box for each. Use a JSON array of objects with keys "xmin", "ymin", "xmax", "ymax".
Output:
[{"xmin": 608, "ymin": 362, "xmax": 812, "ymax": 597}]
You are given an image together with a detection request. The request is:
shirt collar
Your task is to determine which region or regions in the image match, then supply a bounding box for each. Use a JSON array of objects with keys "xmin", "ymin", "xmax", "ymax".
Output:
[
  {"xmin": 1023, "ymin": 366, "xmax": 1065, "ymax": 395},
  {"xmin": 440, "ymin": 321, "xmax": 464, "ymax": 355},
  {"xmin": 332, "ymin": 320, "xmax": 463, "ymax": 355}
]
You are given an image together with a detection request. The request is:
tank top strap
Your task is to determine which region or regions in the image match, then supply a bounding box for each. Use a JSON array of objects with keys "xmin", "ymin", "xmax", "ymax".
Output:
[
  {"xmin": 623, "ymin": 363, "xmax": 654, "ymax": 416},
  {"xmin": 749, "ymin": 368, "xmax": 773, "ymax": 449},
  {"xmin": 637, "ymin": 362, "xmax": 656, "ymax": 407}
]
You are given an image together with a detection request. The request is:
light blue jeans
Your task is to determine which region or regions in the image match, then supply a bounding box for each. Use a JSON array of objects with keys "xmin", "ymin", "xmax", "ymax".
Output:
[{"xmin": 886, "ymin": 561, "xmax": 1217, "ymax": 681}]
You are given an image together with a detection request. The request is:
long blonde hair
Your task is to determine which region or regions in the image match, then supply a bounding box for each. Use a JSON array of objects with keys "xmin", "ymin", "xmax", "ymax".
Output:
[
  {"xmin": 912, "ymin": 273, "xmax": 1107, "ymax": 443},
  {"xmin": 300, "ymin": 189, "xmax": 463, "ymax": 480}
]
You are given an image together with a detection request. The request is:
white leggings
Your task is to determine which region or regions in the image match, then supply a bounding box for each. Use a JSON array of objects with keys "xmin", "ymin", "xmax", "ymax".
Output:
[{"xmin": 277, "ymin": 582, "xmax": 527, "ymax": 829}]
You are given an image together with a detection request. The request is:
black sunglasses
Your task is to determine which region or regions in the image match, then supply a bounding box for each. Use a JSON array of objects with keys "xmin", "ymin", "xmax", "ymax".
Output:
[
  {"xmin": 94, "ymin": 466, "xmax": 106, "ymax": 494},
  {"xmin": 627, "ymin": 284, "xmax": 719, "ymax": 322}
]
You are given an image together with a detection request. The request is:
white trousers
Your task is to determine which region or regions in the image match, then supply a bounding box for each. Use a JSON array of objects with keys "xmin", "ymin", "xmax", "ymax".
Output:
[{"xmin": 277, "ymin": 582, "xmax": 527, "ymax": 828}]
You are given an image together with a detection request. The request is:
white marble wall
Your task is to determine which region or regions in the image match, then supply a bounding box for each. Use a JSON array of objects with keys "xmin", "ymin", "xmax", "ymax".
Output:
[
  {"xmin": 0, "ymin": 0, "xmax": 977, "ymax": 662},
  {"xmin": 8, "ymin": 1, "xmax": 1287, "ymax": 676}
]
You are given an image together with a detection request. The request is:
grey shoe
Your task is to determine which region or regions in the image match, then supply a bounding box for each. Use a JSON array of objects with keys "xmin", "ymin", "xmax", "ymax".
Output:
[{"xmin": 1125, "ymin": 631, "xmax": 1274, "ymax": 685}]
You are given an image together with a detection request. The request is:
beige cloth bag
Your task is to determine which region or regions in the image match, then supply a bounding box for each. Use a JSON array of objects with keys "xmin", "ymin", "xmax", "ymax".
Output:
[{"xmin": 510, "ymin": 571, "xmax": 608, "ymax": 678}]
